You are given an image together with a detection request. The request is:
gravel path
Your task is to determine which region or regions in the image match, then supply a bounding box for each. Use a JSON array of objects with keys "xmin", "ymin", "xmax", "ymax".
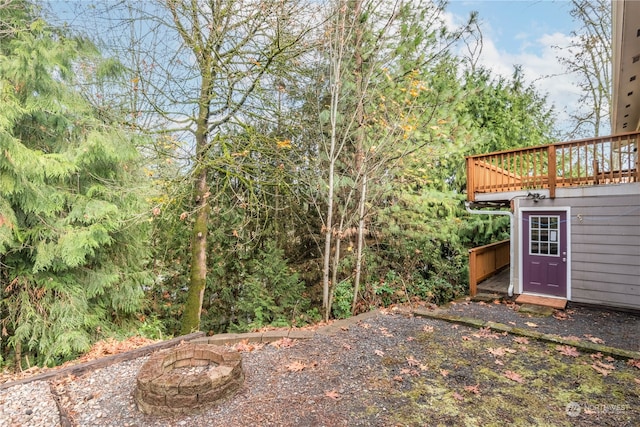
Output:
[{"xmin": 1, "ymin": 304, "xmax": 638, "ymax": 427}]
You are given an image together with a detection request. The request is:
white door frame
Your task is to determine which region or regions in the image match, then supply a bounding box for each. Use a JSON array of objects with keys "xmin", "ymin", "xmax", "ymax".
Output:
[{"xmin": 518, "ymin": 206, "xmax": 571, "ymax": 300}]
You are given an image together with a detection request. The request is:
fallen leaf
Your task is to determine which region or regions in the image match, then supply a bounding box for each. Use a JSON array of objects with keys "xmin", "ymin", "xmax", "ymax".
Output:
[
  {"xmin": 286, "ymin": 361, "xmax": 306, "ymax": 372},
  {"xmin": 590, "ymin": 352, "xmax": 603, "ymax": 360},
  {"xmin": 462, "ymin": 336, "xmax": 471, "ymax": 341},
  {"xmin": 553, "ymin": 311, "xmax": 569, "ymax": 320},
  {"xmin": 422, "ymin": 325, "xmax": 434, "ymax": 333},
  {"xmin": 591, "ymin": 363, "xmax": 612, "ymax": 376},
  {"xmin": 524, "ymin": 322, "xmax": 538, "ymax": 328},
  {"xmin": 494, "ymin": 359, "xmax": 504, "ymax": 366},
  {"xmin": 584, "ymin": 334, "xmax": 605, "ymax": 344},
  {"xmin": 451, "ymin": 324, "xmax": 460, "ymax": 330},
  {"xmin": 360, "ymin": 322, "xmax": 371, "ymax": 329},
  {"xmin": 504, "ymin": 370, "xmax": 525, "ymax": 383},
  {"xmin": 406, "ymin": 336, "xmax": 415, "ymax": 342},
  {"xmin": 627, "ymin": 359, "xmax": 640, "ymax": 369},
  {"xmin": 513, "ymin": 337, "xmax": 529, "ymax": 345},
  {"xmin": 487, "ymin": 347, "xmax": 516, "ymax": 357},
  {"xmin": 379, "ymin": 327, "xmax": 393, "ymax": 337},
  {"xmin": 452, "ymin": 392, "xmax": 464, "ymax": 401},
  {"xmin": 440, "ymin": 369, "xmax": 449, "ymax": 377},
  {"xmin": 464, "ymin": 384, "xmax": 480, "ymax": 395},
  {"xmin": 393, "ymin": 375, "xmax": 404, "ymax": 382},
  {"xmin": 324, "ymin": 390, "xmax": 341, "ymax": 400},
  {"xmin": 594, "ymin": 361, "xmax": 615, "ymax": 371},
  {"xmin": 374, "ymin": 349, "xmax": 385, "ymax": 357},
  {"xmin": 556, "ymin": 345, "xmax": 580, "ymax": 357},
  {"xmin": 487, "ymin": 347, "xmax": 506, "ymax": 357},
  {"xmin": 235, "ymin": 339, "xmax": 263, "ymax": 352},
  {"xmin": 634, "ymin": 378, "xmax": 640, "ymax": 385},
  {"xmin": 493, "ymin": 299, "xmax": 501, "ymax": 304},
  {"xmin": 605, "ymin": 356, "xmax": 615, "ymax": 362},
  {"xmin": 505, "ymin": 302, "xmax": 518, "ymax": 310},
  {"xmin": 477, "ymin": 301, "xmax": 487, "ymax": 306},
  {"xmin": 406, "ymin": 356, "xmax": 421, "ymax": 367},
  {"xmin": 472, "ymin": 327, "xmax": 500, "ymax": 339},
  {"xmin": 342, "ymin": 343, "xmax": 352, "ymax": 350},
  {"xmin": 400, "ymin": 368, "xmax": 419, "ymax": 377},
  {"xmin": 271, "ymin": 337, "xmax": 296, "ymax": 349},
  {"xmin": 563, "ymin": 336, "xmax": 582, "ymax": 342}
]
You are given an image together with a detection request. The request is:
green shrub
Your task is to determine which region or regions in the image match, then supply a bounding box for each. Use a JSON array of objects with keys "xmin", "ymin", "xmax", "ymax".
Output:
[{"xmin": 332, "ymin": 280, "xmax": 353, "ymax": 319}]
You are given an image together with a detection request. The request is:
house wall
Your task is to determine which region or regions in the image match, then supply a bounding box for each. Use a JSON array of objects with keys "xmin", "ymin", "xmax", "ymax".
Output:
[{"xmin": 515, "ymin": 183, "xmax": 640, "ymax": 311}]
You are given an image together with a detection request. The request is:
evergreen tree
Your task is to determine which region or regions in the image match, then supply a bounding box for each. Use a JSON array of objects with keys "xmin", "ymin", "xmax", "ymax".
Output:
[{"xmin": 0, "ymin": 2, "xmax": 151, "ymax": 367}]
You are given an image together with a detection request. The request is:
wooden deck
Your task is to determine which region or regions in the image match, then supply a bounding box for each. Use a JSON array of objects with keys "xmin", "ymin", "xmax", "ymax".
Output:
[
  {"xmin": 476, "ymin": 267, "xmax": 510, "ymax": 294},
  {"xmin": 468, "ymin": 240, "xmax": 510, "ymax": 296},
  {"xmin": 466, "ymin": 131, "xmax": 639, "ymax": 202}
]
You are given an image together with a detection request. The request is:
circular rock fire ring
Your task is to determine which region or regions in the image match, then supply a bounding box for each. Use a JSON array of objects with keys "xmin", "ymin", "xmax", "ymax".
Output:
[{"xmin": 134, "ymin": 343, "xmax": 244, "ymax": 415}]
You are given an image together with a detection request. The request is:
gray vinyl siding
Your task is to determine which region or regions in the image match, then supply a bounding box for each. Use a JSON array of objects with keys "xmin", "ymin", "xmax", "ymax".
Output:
[{"xmin": 519, "ymin": 186, "xmax": 640, "ymax": 311}]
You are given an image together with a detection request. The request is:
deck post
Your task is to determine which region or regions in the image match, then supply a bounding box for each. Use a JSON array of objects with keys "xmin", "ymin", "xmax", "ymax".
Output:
[
  {"xmin": 547, "ymin": 145, "xmax": 556, "ymax": 199},
  {"xmin": 468, "ymin": 248, "xmax": 478, "ymax": 297},
  {"xmin": 629, "ymin": 135, "xmax": 640, "ymax": 182},
  {"xmin": 466, "ymin": 157, "xmax": 475, "ymax": 202}
]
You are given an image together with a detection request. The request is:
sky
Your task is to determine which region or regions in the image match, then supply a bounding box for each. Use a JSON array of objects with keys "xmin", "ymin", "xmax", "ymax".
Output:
[
  {"xmin": 46, "ymin": 0, "xmax": 585, "ymax": 133},
  {"xmin": 445, "ymin": 0, "xmax": 582, "ymax": 133}
]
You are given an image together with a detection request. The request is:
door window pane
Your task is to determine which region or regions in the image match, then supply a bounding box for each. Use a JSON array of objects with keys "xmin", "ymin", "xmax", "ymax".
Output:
[{"xmin": 529, "ymin": 215, "xmax": 560, "ymax": 256}]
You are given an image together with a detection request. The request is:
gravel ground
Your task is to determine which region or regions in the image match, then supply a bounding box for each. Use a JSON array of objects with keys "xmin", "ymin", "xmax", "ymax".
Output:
[
  {"xmin": 0, "ymin": 304, "xmax": 638, "ymax": 427},
  {"xmin": 445, "ymin": 300, "xmax": 640, "ymax": 352},
  {"xmin": 0, "ymin": 381, "xmax": 59, "ymax": 427}
]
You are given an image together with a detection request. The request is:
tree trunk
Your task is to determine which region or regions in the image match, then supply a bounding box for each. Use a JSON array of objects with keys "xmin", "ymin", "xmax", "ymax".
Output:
[
  {"xmin": 352, "ymin": 172, "xmax": 366, "ymax": 314},
  {"xmin": 180, "ymin": 168, "xmax": 209, "ymax": 334},
  {"xmin": 323, "ymin": 0, "xmax": 348, "ymax": 321},
  {"xmin": 181, "ymin": 75, "xmax": 212, "ymax": 334},
  {"xmin": 322, "ymin": 148, "xmax": 336, "ymax": 321},
  {"xmin": 351, "ymin": 0, "xmax": 365, "ymax": 315}
]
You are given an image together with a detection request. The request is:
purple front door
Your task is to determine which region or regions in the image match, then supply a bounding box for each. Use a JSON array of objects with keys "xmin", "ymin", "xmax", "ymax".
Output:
[{"xmin": 522, "ymin": 211, "xmax": 567, "ymax": 298}]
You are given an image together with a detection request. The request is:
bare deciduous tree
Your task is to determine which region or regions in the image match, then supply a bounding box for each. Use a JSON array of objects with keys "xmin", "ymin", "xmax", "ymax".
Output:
[{"xmin": 556, "ymin": 0, "xmax": 611, "ymax": 138}]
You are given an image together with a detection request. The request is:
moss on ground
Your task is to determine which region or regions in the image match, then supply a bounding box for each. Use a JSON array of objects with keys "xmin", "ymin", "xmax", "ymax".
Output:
[{"xmin": 362, "ymin": 323, "xmax": 639, "ymax": 426}]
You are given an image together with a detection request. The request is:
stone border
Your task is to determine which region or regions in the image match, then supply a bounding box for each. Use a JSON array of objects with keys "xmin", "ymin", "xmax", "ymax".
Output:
[
  {"xmin": 0, "ymin": 332, "xmax": 205, "ymax": 391},
  {"xmin": 189, "ymin": 310, "xmax": 380, "ymax": 347},
  {"xmin": 134, "ymin": 343, "xmax": 243, "ymax": 415}
]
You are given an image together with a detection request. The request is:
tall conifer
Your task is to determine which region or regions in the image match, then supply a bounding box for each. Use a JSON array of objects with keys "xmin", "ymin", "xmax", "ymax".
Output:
[{"xmin": 0, "ymin": 2, "xmax": 151, "ymax": 367}]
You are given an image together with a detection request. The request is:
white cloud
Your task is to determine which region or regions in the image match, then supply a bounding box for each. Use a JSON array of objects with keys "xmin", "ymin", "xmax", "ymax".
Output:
[
  {"xmin": 478, "ymin": 31, "xmax": 582, "ymax": 133},
  {"xmin": 447, "ymin": 10, "xmax": 582, "ymax": 134}
]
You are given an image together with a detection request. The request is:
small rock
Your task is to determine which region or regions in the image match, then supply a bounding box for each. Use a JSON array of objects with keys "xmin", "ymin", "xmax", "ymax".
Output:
[{"xmin": 25, "ymin": 409, "xmax": 33, "ymax": 415}]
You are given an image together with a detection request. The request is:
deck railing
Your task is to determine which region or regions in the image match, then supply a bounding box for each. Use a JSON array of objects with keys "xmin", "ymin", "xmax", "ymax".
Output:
[
  {"xmin": 466, "ymin": 132, "xmax": 639, "ymax": 201},
  {"xmin": 468, "ymin": 239, "xmax": 510, "ymax": 297}
]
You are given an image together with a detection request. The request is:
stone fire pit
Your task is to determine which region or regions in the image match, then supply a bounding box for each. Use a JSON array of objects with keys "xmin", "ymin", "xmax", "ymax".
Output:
[{"xmin": 133, "ymin": 343, "xmax": 244, "ymax": 415}]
